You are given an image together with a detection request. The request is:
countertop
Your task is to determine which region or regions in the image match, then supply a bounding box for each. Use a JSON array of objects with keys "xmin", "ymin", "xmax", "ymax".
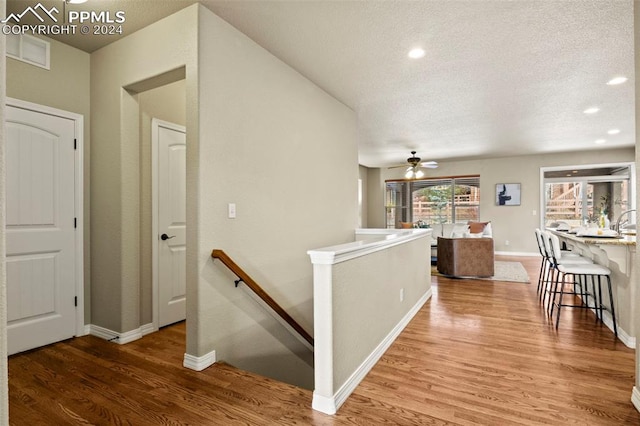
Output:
[{"xmin": 549, "ymin": 229, "xmax": 636, "ymax": 246}]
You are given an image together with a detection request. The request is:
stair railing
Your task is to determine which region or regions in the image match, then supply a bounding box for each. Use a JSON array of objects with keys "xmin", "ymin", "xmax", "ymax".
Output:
[{"xmin": 211, "ymin": 249, "xmax": 314, "ymax": 348}]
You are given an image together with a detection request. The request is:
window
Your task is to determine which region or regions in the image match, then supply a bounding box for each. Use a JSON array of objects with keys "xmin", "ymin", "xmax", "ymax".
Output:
[
  {"xmin": 6, "ymin": 34, "xmax": 50, "ymax": 70},
  {"xmin": 385, "ymin": 176, "xmax": 480, "ymax": 228},
  {"xmin": 541, "ymin": 163, "xmax": 635, "ymax": 228}
]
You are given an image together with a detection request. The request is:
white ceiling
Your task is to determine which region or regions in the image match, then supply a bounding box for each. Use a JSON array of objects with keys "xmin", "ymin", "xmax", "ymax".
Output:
[{"xmin": 7, "ymin": 0, "xmax": 635, "ymax": 168}]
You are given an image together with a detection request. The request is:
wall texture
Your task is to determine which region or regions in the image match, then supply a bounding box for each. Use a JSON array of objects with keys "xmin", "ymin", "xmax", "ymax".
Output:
[
  {"xmin": 372, "ymin": 148, "xmax": 635, "ymax": 253},
  {"xmin": 138, "ymin": 80, "xmax": 186, "ymax": 325},
  {"xmin": 90, "ymin": 6, "xmax": 198, "ymax": 332},
  {"xmin": 195, "ymin": 6, "xmax": 358, "ymax": 387},
  {"xmin": 331, "ymin": 235, "xmax": 430, "ymax": 389},
  {"xmin": 6, "ymin": 37, "xmax": 91, "ymax": 323},
  {"xmin": 0, "ymin": 0, "xmax": 8, "ymax": 421}
]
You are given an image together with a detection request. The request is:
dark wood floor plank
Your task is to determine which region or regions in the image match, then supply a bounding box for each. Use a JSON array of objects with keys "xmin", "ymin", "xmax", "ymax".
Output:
[{"xmin": 8, "ymin": 255, "xmax": 640, "ymax": 425}]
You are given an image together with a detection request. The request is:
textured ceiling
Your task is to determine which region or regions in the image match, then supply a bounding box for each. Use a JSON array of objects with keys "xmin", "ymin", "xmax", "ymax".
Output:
[{"xmin": 7, "ymin": 0, "xmax": 635, "ymax": 167}]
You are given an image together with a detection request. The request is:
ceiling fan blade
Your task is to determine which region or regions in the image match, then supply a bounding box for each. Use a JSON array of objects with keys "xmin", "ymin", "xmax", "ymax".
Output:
[{"xmin": 421, "ymin": 161, "xmax": 438, "ymax": 168}]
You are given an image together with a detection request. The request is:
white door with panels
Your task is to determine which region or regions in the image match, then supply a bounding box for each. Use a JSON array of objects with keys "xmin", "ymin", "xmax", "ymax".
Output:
[
  {"xmin": 6, "ymin": 104, "xmax": 78, "ymax": 355},
  {"xmin": 153, "ymin": 119, "xmax": 187, "ymax": 328}
]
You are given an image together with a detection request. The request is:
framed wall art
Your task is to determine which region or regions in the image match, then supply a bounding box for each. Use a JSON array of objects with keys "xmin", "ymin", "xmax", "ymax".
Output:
[{"xmin": 496, "ymin": 183, "xmax": 521, "ymax": 206}]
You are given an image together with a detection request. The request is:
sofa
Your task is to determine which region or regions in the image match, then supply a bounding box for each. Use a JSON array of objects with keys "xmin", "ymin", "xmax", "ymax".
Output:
[
  {"xmin": 430, "ymin": 221, "xmax": 494, "ymax": 277},
  {"xmin": 436, "ymin": 236, "xmax": 495, "ymax": 277},
  {"xmin": 430, "ymin": 221, "xmax": 493, "ymax": 255}
]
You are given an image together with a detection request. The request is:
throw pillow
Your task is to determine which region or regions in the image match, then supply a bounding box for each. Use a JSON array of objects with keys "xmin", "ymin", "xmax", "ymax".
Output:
[{"xmin": 468, "ymin": 221, "xmax": 490, "ymax": 234}]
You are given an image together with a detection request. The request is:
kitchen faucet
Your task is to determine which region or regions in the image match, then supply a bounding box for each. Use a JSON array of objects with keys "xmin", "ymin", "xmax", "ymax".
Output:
[{"xmin": 614, "ymin": 209, "xmax": 636, "ymax": 233}]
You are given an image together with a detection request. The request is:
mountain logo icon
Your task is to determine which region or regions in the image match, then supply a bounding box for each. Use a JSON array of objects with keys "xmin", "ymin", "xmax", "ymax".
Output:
[{"xmin": 2, "ymin": 3, "xmax": 59, "ymax": 24}]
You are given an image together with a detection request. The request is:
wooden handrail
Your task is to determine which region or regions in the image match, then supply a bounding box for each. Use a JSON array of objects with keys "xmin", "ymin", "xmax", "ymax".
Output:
[{"xmin": 211, "ymin": 249, "xmax": 314, "ymax": 347}]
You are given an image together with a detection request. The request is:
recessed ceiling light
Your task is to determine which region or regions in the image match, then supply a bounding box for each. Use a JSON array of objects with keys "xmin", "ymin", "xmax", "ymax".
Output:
[
  {"xmin": 607, "ymin": 76, "xmax": 628, "ymax": 85},
  {"xmin": 595, "ymin": 139, "xmax": 606, "ymax": 144},
  {"xmin": 566, "ymin": 174, "xmax": 572, "ymax": 177},
  {"xmin": 583, "ymin": 107, "xmax": 600, "ymax": 114},
  {"xmin": 408, "ymin": 48, "xmax": 425, "ymax": 59},
  {"xmin": 607, "ymin": 129, "xmax": 621, "ymax": 135},
  {"xmin": 66, "ymin": 0, "xmax": 88, "ymax": 3},
  {"xmin": 572, "ymin": 170, "xmax": 579, "ymax": 173}
]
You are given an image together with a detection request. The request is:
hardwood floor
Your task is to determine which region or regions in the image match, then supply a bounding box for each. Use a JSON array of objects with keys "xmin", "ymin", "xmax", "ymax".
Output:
[{"xmin": 9, "ymin": 255, "xmax": 640, "ymax": 425}]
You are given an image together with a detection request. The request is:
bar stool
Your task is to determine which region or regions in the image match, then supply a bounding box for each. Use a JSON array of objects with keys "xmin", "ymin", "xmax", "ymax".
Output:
[
  {"xmin": 540, "ymin": 231, "xmax": 592, "ymax": 311},
  {"xmin": 534, "ymin": 229, "xmax": 549, "ymax": 297},
  {"xmin": 534, "ymin": 229, "xmax": 582, "ymax": 298},
  {"xmin": 547, "ymin": 232, "xmax": 617, "ymax": 337}
]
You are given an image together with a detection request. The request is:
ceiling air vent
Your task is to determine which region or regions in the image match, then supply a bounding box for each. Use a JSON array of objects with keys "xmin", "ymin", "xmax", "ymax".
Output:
[{"xmin": 6, "ymin": 34, "xmax": 50, "ymax": 70}]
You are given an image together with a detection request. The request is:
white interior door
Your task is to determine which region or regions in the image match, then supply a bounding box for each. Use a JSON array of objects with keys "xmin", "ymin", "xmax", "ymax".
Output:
[
  {"xmin": 153, "ymin": 119, "xmax": 186, "ymax": 327},
  {"xmin": 6, "ymin": 105, "xmax": 77, "ymax": 355}
]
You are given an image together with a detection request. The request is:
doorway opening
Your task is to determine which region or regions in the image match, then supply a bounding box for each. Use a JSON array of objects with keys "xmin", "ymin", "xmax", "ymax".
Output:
[{"xmin": 123, "ymin": 70, "xmax": 186, "ymax": 335}]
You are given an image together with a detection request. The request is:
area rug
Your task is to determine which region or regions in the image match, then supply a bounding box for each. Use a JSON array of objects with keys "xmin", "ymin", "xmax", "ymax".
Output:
[{"xmin": 432, "ymin": 261, "xmax": 530, "ymax": 284}]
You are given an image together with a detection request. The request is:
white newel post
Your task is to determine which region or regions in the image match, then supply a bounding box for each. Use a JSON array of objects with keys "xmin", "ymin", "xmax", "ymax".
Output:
[{"xmin": 310, "ymin": 260, "xmax": 336, "ymax": 414}]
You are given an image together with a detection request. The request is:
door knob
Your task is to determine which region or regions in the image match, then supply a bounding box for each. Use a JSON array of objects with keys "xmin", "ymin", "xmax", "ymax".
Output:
[{"xmin": 160, "ymin": 233, "xmax": 175, "ymax": 241}]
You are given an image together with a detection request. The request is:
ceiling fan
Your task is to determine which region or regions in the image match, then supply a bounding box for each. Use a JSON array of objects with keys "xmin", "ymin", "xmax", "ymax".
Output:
[{"xmin": 390, "ymin": 151, "xmax": 438, "ymax": 179}]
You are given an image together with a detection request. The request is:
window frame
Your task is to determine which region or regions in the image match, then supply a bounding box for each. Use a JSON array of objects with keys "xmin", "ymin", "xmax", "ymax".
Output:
[{"xmin": 385, "ymin": 175, "xmax": 480, "ymax": 228}]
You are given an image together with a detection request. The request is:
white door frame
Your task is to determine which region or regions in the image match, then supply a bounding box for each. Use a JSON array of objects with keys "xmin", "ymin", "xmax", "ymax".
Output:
[
  {"xmin": 6, "ymin": 97, "xmax": 85, "ymax": 337},
  {"xmin": 151, "ymin": 118, "xmax": 186, "ymax": 330}
]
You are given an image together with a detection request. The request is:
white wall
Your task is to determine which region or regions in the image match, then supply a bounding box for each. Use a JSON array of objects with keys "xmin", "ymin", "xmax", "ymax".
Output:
[
  {"xmin": 0, "ymin": 0, "xmax": 8, "ymax": 422},
  {"xmin": 372, "ymin": 148, "xmax": 635, "ymax": 253},
  {"xmin": 194, "ymin": 6, "xmax": 358, "ymax": 388}
]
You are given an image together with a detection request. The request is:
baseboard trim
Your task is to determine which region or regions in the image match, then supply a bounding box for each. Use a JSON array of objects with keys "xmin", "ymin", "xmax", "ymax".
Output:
[
  {"xmin": 89, "ymin": 324, "xmax": 119, "ymax": 342},
  {"xmin": 183, "ymin": 350, "xmax": 217, "ymax": 371},
  {"xmin": 600, "ymin": 310, "xmax": 635, "ymax": 348},
  {"xmin": 313, "ymin": 287, "xmax": 432, "ymax": 415},
  {"xmin": 632, "ymin": 387, "xmax": 640, "ymax": 413},
  {"xmin": 577, "ymin": 296, "xmax": 635, "ymax": 349},
  {"xmin": 140, "ymin": 323, "xmax": 157, "ymax": 336},
  {"xmin": 495, "ymin": 251, "xmax": 539, "ymax": 257},
  {"xmin": 89, "ymin": 323, "xmax": 156, "ymax": 345}
]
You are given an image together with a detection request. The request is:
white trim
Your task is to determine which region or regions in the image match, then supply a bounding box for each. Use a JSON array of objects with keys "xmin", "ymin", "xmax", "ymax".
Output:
[
  {"xmin": 151, "ymin": 118, "xmax": 160, "ymax": 331},
  {"xmin": 312, "ymin": 288, "xmax": 432, "ymax": 415},
  {"xmin": 151, "ymin": 118, "xmax": 187, "ymax": 330},
  {"xmin": 495, "ymin": 251, "xmax": 540, "ymax": 257},
  {"xmin": 597, "ymin": 308, "xmax": 634, "ymax": 348},
  {"xmin": 632, "ymin": 387, "xmax": 640, "ymax": 413},
  {"xmin": 140, "ymin": 323, "xmax": 158, "ymax": 336},
  {"xmin": 183, "ymin": 350, "xmax": 217, "ymax": 371},
  {"xmin": 6, "ymin": 97, "xmax": 85, "ymax": 339},
  {"xmin": 88, "ymin": 324, "xmax": 156, "ymax": 345},
  {"xmin": 89, "ymin": 324, "xmax": 119, "ymax": 342},
  {"xmin": 576, "ymin": 295, "xmax": 635, "ymax": 348},
  {"xmin": 591, "ymin": 309, "xmax": 636, "ymax": 349},
  {"xmin": 308, "ymin": 228, "xmax": 430, "ymax": 265},
  {"xmin": 118, "ymin": 328, "xmax": 144, "ymax": 345}
]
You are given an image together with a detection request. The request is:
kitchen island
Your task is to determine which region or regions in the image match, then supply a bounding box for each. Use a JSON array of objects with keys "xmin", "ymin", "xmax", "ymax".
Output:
[{"xmin": 549, "ymin": 229, "xmax": 636, "ymax": 347}]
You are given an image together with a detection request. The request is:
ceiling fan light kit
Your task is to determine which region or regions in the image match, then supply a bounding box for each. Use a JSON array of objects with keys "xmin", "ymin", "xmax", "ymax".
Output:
[{"xmin": 394, "ymin": 151, "xmax": 438, "ymax": 179}]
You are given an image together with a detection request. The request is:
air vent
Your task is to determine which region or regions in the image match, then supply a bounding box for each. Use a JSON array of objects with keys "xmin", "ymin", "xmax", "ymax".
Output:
[{"xmin": 6, "ymin": 34, "xmax": 50, "ymax": 70}]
